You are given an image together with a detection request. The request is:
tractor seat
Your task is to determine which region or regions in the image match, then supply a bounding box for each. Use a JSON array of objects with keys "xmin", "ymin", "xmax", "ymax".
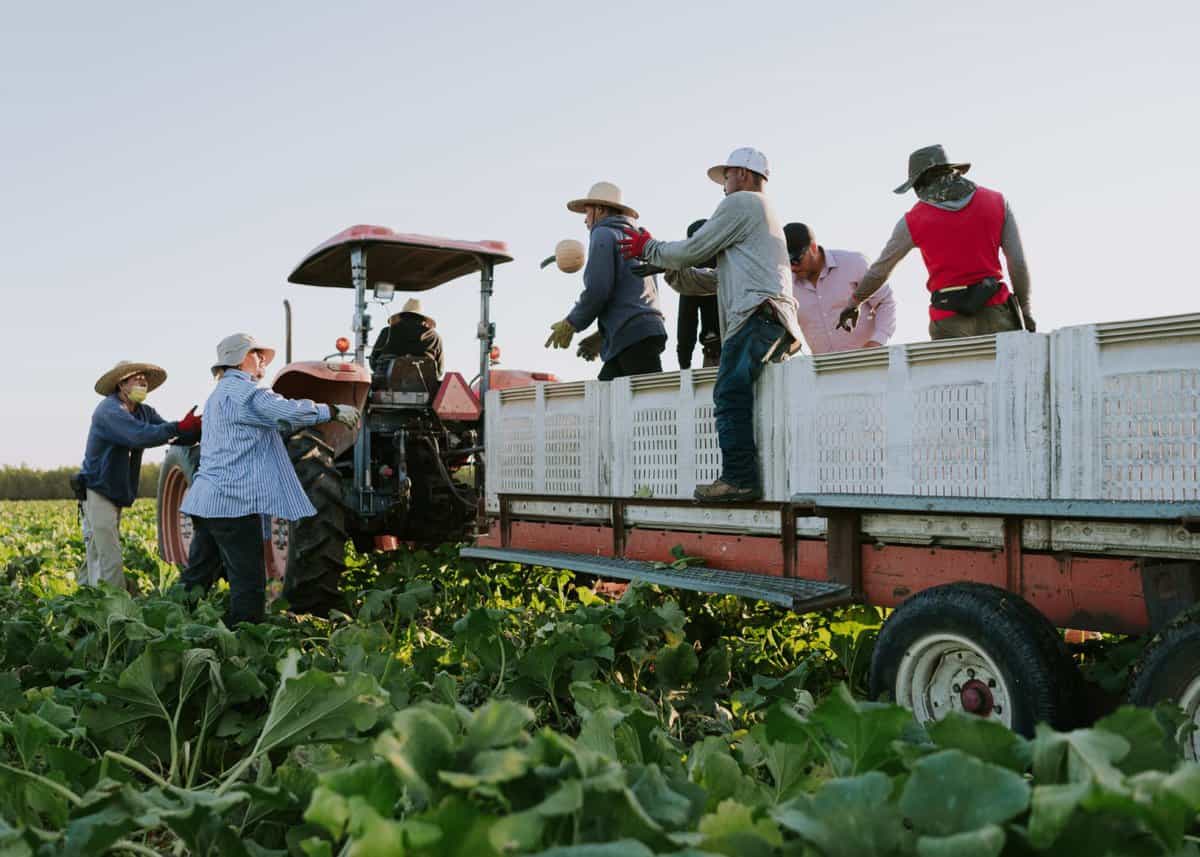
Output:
[{"xmin": 376, "ymin": 355, "xmax": 440, "ymax": 396}]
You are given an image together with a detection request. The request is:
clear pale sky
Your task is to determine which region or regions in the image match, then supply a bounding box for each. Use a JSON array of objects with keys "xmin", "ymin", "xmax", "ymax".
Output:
[{"xmin": 3, "ymin": 0, "xmax": 1197, "ymax": 468}]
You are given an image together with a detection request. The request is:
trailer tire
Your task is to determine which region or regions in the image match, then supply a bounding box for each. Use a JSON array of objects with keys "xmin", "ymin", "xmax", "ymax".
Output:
[
  {"xmin": 870, "ymin": 582, "xmax": 1080, "ymax": 736},
  {"xmin": 1129, "ymin": 607, "xmax": 1200, "ymax": 760},
  {"xmin": 157, "ymin": 444, "xmax": 201, "ymax": 565},
  {"xmin": 280, "ymin": 429, "xmax": 349, "ymax": 616}
]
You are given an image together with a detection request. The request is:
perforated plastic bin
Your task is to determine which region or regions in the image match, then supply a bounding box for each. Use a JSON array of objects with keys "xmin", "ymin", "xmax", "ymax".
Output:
[
  {"xmin": 606, "ymin": 367, "xmax": 790, "ymax": 504},
  {"xmin": 1053, "ymin": 314, "xmax": 1200, "ymax": 501},
  {"xmin": 484, "ymin": 381, "xmax": 611, "ymax": 512},
  {"xmin": 787, "ymin": 332, "xmax": 1052, "ymax": 499}
]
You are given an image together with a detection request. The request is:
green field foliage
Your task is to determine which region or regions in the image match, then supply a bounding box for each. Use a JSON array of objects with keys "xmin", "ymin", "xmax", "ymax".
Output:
[{"xmin": 0, "ymin": 499, "xmax": 1197, "ymax": 855}]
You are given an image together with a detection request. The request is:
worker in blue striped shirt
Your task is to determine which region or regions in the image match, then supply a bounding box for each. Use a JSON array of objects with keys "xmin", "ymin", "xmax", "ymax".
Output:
[{"xmin": 180, "ymin": 333, "xmax": 360, "ymax": 626}]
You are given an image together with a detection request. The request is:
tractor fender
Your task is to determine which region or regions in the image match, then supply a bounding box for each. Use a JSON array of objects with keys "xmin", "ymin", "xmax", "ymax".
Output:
[{"xmin": 271, "ymin": 360, "xmax": 371, "ymax": 457}]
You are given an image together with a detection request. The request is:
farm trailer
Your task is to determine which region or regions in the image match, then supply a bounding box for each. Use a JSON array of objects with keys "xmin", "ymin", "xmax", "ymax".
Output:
[{"xmin": 462, "ymin": 313, "xmax": 1200, "ymax": 747}]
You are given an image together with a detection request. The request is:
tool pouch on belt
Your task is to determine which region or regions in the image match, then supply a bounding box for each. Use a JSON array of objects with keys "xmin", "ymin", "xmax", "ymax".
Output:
[
  {"xmin": 69, "ymin": 473, "xmax": 87, "ymax": 502},
  {"xmin": 930, "ymin": 277, "xmax": 1000, "ymax": 316}
]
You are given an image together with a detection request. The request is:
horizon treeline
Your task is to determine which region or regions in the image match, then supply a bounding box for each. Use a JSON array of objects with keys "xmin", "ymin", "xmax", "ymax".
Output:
[{"xmin": 0, "ymin": 464, "xmax": 162, "ymax": 501}]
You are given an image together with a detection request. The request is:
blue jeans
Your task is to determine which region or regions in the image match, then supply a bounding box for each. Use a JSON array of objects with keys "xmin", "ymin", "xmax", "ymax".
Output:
[{"xmin": 713, "ymin": 310, "xmax": 785, "ymax": 489}]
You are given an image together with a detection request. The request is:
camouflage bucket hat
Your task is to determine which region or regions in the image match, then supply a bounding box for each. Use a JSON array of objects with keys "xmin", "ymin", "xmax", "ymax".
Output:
[{"xmin": 894, "ymin": 144, "xmax": 971, "ymax": 194}]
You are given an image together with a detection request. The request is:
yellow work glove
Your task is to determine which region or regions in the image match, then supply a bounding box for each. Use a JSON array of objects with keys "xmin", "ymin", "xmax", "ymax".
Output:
[
  {"xmin": 545, "ymin": 319, "xmax": 576, "ymax": 349},
  {"xmin": 576, "ymin": 331, "xmax": 603, "ymax": 361}
]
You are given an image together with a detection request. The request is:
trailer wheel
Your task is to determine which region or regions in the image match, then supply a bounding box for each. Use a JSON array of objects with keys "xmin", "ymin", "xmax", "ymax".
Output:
[
  {"xmin": 870, "ymin": 582, "xmax": 1080, "ymax": 735},
  {"xmin": 157, "ymin": 444, "xmax": 200, "ymax": 565},
  {"xmin": 280, "ymin": 429, "xmax": 349, "ymax": 616},
  {"xmin": 1129, "ymin": 608, "xmax": 1200, "ymax": 760}
]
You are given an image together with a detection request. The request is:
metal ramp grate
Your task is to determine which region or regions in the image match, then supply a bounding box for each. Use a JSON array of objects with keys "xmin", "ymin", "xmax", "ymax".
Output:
[{"xmin": 460, "ymin": 547, "xmax": 851, "ymax": 611}]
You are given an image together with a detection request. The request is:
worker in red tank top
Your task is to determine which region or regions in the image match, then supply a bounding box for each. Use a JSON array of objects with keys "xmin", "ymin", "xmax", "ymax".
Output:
[{"xmin": 836, "ymin": 145, "xmax": 1034, "ymax": 340}]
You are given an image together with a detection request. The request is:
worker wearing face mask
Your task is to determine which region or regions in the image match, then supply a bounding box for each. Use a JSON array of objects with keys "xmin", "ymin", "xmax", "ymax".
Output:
[{"xmin": 77, "ymin": 361, "xmax": 201, "ymax": 592}]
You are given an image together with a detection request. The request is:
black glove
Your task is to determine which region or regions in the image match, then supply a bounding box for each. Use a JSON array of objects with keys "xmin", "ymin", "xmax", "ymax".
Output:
[
  {"xmin": 630, "ymin": 262, "xmax": 666, "ymax": 278},
  {"xmin": 1020, "ymin": 304, "xmax": 1036, "ymax": 332},
  {"xmin": 836, "ymin": 304, "xmax": 860, "ymax": 332}
]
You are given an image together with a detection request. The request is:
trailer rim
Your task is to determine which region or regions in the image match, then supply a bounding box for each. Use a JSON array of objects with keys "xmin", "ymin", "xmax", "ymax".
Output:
[
  {"xmin": 1177, "ymin": 675, "xmax": 1200, "ymax": 761},
  {"xmin": 894, "ymin": 632, "xmax": 1013, "ymax": 728}
]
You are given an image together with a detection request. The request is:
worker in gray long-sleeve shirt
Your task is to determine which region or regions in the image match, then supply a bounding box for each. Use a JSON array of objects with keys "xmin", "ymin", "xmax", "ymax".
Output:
[
  {"xmin": 620, "ymin": 147, "xmax": 801, "ymax": 502},
  {"xmin": 838, "ymin": 144, "xmax": 1033, "ymax": 340}
]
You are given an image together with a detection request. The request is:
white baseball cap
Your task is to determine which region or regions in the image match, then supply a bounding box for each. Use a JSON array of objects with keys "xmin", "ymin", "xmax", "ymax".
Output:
[{"xmin": 707, "ymin": 147, "xmax": 770, "ymax": 184}]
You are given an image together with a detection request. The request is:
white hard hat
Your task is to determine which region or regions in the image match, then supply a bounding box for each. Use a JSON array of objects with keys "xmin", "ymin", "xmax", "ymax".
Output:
[{"xmin": 707, "ymin": 147, "xmax": 770, "ymax": 184}]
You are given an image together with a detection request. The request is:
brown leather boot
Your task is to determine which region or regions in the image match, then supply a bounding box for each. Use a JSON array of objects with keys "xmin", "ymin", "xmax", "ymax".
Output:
[{"xmin": 693, "ymin": 479, "xmax": 762, "ymax": 502}]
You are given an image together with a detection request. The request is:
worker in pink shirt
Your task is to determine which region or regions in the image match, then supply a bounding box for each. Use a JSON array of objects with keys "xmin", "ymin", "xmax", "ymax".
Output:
[{"xmin": 784, "ymin": 223, "xmax": 896, "ymax": 353}]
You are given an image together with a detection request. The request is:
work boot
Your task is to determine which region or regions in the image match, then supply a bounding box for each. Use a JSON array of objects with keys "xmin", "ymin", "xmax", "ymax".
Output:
[{"xmin": 693, "ymin": 479, "xmax": 762, "ymax": 502}]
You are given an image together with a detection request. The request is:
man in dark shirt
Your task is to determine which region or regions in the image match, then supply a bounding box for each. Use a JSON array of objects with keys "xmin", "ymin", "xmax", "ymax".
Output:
[
  {"xmin": 370, "ymin": 298, "xmax": 444, "ymax": 376},
  {"xmin": 78, "ymin": 361, "xmax": 200, "ymax": 591},
  {"xmin": 672, "ymin": 219, "xmax": 720, "ymax": 369}
]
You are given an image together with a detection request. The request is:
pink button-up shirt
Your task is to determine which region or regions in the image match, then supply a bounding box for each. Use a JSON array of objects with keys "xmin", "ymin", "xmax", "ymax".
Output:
[{"xmin": 792, "ymin": 248, "xmax": 897, "ymax": 354}]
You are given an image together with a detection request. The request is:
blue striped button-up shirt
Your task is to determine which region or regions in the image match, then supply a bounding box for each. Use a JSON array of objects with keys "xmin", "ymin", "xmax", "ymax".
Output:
[{"xmin": 181, "ymin": 370, "xmax": 333, "ymax": 520}]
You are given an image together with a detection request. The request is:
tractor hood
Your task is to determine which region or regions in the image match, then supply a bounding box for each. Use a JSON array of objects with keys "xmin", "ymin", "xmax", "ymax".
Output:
[{"xmin": 288, "ymin": 224, "xmax": 513, "ymax": 291}]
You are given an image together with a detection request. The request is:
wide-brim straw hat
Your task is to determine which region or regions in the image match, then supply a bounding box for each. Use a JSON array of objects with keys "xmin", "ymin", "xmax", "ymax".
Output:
[
  {"xmin": 566, "ymin": 181, "xmax": 639, "ymax": 219},
  {"xmin": 211, "ymin": 333, "xmax": 277, "ymax": 376},
  {"xmin": 389, "ymin": 298, "xmax": 436, "ymax": 327},
  {"xmin": 894, "ymin": 144, "xmax": 971, "ymax": 194},
  {"xmin": 95, "ymin": 361, "xmax": 167, "ymax": 396}
]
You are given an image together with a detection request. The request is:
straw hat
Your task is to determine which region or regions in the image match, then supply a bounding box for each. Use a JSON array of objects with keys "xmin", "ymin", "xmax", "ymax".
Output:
[
  {"xmin": 389, "ymin": 298, "xmax": 435, "ymax": 326},
  {"xmin": 210, "ymin": 333, "xmax": 277, "ymax": 376},
  {"xmin": 566, "ymin": 181, "xmax": 639, "ymax": 219},
  {"xmin": 94, "ymin": 360, "xmax": 167, "ymax": 396}
]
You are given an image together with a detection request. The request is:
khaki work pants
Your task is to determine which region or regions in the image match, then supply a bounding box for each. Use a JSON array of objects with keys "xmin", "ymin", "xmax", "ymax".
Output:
[
  {"xmin": 929, "ymin": 302, "xmax": 1022, "ymax": 340},
  {"xmin": 79, "ymin": 489, "xmax": 126, "ymax": 588}
]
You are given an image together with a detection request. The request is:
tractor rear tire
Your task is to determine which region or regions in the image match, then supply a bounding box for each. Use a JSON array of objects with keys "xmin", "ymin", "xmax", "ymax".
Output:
[
  {"xmin": 157, "ymin": 444, "xmax": 201, "ymax": 565},
  {"xmin": 280, "ymin": 429, "xmax": 349, "ymax": 616},
  {"xmin": 870, "ymin": 582, "xmax": 1082, "ymax": 736}
]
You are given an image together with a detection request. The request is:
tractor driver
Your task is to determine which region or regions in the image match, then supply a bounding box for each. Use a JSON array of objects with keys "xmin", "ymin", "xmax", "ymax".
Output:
[{"xmin": 370, "ymin": 298, "xmax": 444, "ymax": 376}]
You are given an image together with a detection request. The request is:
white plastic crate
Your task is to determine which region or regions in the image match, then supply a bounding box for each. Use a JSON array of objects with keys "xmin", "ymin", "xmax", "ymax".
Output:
[
  {"xmin": 787, "ymin": 331, "xmax": 1051, "ymax": 498},
  {"xmin": 484, "ymin": 380, "xmax": 609, "ymax": 512},
  {"xmin": 1053, "ymin": 315, "xmax": 1200, "ymax": 501},
  {"xmin": 606, "ymin": 366, "xmax": 790, "ymax": 504}
]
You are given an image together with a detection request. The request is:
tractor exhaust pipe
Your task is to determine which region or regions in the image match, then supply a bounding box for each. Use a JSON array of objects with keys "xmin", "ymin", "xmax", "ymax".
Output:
[{"xmin": 283, "ymin": 299, "xmax": 293, "ymax": 363}]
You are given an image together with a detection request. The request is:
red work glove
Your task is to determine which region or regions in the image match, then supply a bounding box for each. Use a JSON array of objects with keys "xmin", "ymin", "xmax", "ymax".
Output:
[
  {"xmin": 177, "ymin": 406, "xmax": 202, "ymax": 434},
  {"xmin": 618, "ymin": 226, "xmax": 653, "ymax": 260}
]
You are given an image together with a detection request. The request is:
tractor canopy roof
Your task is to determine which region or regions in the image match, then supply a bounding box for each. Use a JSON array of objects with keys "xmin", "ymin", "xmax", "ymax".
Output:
[{"xmin": 288, "ymin": 224, "xmax": 513, "ymax": 291}]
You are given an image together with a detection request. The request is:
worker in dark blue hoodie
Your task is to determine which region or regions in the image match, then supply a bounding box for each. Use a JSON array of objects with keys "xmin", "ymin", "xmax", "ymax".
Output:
[
  {"xmin": 78, "ymin": 360, "xmax": 200, "ymax": 592},
  {"xmin": 545, "ymin": 181, "xmax": 667, "ymax": 380}
]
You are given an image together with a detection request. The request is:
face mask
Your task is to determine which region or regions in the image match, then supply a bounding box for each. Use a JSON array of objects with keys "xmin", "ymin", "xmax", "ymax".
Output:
[{"xmin": 127, "ymin": 386, "xmax": 148, "ymax": 404}]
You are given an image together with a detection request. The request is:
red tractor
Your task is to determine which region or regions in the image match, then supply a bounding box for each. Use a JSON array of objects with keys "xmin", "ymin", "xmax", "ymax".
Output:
[{"xmin": 157, "ymin": 225, "xmax": 554, "ymax": 613}]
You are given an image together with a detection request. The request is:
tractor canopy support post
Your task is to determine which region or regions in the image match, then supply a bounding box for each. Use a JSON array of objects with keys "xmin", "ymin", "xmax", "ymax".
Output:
[
  {"xmin": 350, "ymin": 245, "xmax": 373, "ymax": 512},
  {"xmin": 350, "ymin": 245, "xmax": 369, "ymax": 366},
  {"xmin": 475, "ymin": 259, "xmax": 495, "ymax": 513},
  {"xmin": 283, "ymin": 299, "xmax": 292, "ymax": 363},
  {"xmin": 477, "ymin": 258, "xmax": 495, "ymax": 401}
]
